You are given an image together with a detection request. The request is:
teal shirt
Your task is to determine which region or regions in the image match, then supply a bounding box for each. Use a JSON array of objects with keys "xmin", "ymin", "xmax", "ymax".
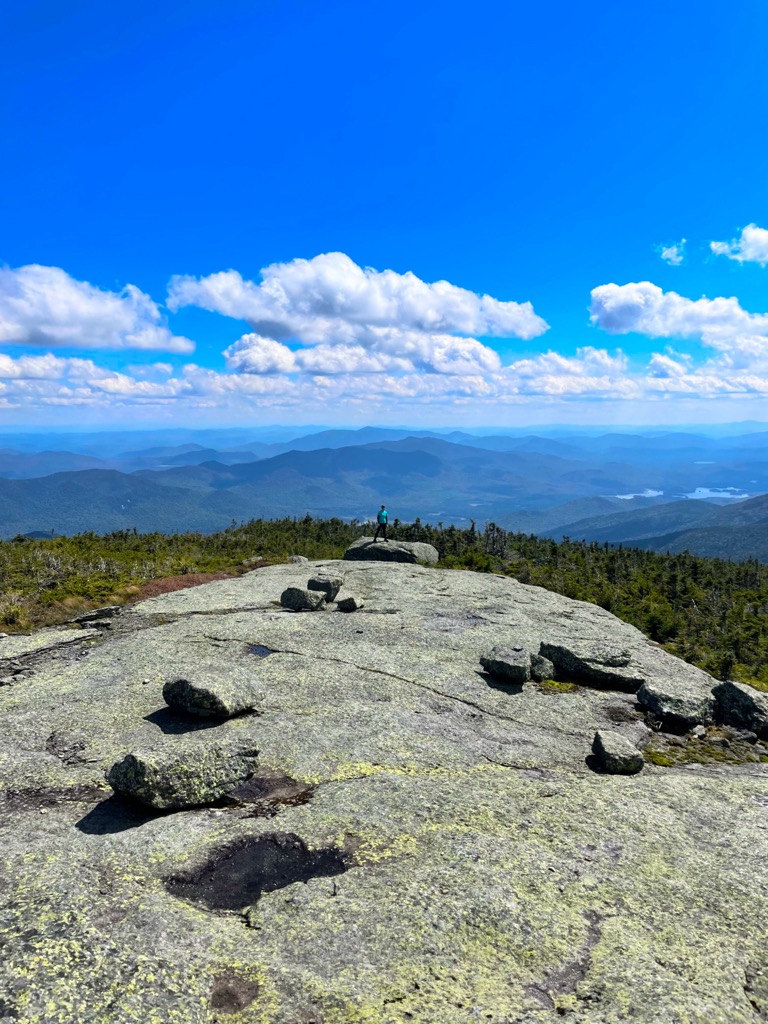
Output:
[{"xmin": 377, "ymin": 509, "xmax": 388, "ymax": 524}]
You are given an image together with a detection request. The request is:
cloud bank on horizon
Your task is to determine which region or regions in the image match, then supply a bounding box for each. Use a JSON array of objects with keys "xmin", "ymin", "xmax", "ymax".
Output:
[{"xmin": 2, "ymin": 238, "xmax": 768, "ymax": 422}]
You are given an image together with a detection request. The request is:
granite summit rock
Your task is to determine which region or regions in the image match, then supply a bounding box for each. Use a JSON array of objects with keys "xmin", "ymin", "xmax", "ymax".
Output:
[{"xmin": 0, "ymin": 559, "xmax": 764, "ymax": 1023}]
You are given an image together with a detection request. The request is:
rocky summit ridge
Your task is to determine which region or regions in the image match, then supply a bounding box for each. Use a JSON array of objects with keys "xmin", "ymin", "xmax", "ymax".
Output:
[{"xmin": 0, "ymin": 556, "xmax": 767, "ymax": 1023}]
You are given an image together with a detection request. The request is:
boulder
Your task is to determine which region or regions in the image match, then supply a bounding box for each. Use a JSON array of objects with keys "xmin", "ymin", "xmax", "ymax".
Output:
[
  {"xmin": 343, "ymin": 538, "xmax": 439, "ymax": 565},
  {"xmin": 288, "ymin": 555, "xmax": 309, "ymax": 563},
  {"xmin": 592, "ymin": 729, "xmax": 644, "ymax": 774},
  {"xmin": 308, "ymin": 575, "xmax": 343, "ymax": 601},
  {"xmin": 539, "ymin": 640, "xmax": 645, "ymax": 691},
  {"xmin": 480, "ymin": 644, "xmax": 531, "ymax": 683},
  {"xmin": 336, "ymin": 593, "xmax": 364, "ymax": 612},
  {"xmin": 714, "ymin": 680, "xmax": 768, "ymax": 738},
  {"xmin": 163, "ymin": 677, "xmax": 261, "ymax": 719},
  {"xmin": 280, "ymin": 587, "xmax": 326, "ymax": 611},
  {"xmin": 637, "ymin": 674, "xmax": 715, "ymax": 731},
  {"xmin": 107, "ymin": 744, "xmax": 257, "ymax": 810}
]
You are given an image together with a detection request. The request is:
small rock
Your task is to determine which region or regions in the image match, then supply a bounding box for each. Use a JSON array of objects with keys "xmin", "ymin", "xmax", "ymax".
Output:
[
  {"xmin": 163, "ymin": 677, "xmax": 261, "ymax": 719},
  {"xmin": 336, "ymin": 593, "xmax": 364, "ymax": 612},
  {"xmin": 89, "ymin": 619, "xmax": 113, "ymax": 630},
  {"xmin": 287, "ymin": 555, "xmax": 309, "ymax": 564},
  {"xmin": 107, "ymin": 744, "xmax": 258, "ymax": 810},
  {"xmin": 530, "ymin": 652, "xmax": 555, "ymax": 682},
  {"xmin": 722, "ymin": 725, "xmax": 758, "ymax": 744},
  {"xmin": 280, "ymin": 587, "xmax": 326, "ymax": 612},
  {"xmin": 307, "ymin": 575, "xmax": 343, "ymax": 601},
  {"xmin": 713, "ymin": 680, "xmax": 768, "ymax": 739},
  {"xmin": 690, "ymin": 725, "xmax": 707, "ymax": 739},
  {"xmin": 480, "ymin": 645, "xmax": 531, "ymax": 683},
  {"xmin": 0, "ymin": 632, "xmax": 8, "ymax": 638},
  {"xmin": 591, "ymin": 730, "xmax": 644, "ymax": 774},
  {"xmin": 74, "ymin": 605, "xmax": 121, "ymax": 624}
]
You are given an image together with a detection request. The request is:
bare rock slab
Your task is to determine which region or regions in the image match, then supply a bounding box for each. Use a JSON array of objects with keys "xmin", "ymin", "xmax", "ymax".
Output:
[
  {"xmin": 343, "ymin": 537, "xmax": 439, "ymax": 565},
  {"xmin": 714, "ymin": 680, "xmax": 768, "ymax": 738},
  {"xmin": 480, "ymin": 644, "xmax": 531, "ymax": 682},
  {"xmin": 280, "ymin": 587, "xmax": 326, "ymax": 611},
  {"xmin": 107, "ymin": 744, "xmax": 258, "ymax": 809},
  {"xmin": 307, "ymin": 575, "xmax": 343, "ymax": 601},
  {"xmin": 592, "ymin": 729, "xmax": 644, "ymax": 774},
  {"xmin": 163, "ymin": 677, "xmax": 261, "ymax": 719}
]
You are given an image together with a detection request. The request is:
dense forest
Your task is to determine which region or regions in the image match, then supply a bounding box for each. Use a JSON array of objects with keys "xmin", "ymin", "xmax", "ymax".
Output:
[{"xmin": 1, "ymin": 516, "xmax": 766, "ymax": 692}]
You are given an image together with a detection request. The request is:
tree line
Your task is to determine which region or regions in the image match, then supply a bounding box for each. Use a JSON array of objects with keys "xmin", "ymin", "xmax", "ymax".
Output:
[{"xmin": 1, "ymin": 516, "xmax": 766, "ymax": 691}]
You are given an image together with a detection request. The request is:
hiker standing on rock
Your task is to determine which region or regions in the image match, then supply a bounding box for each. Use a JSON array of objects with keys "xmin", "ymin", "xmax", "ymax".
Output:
[{"xmin": 373, "ymin": 504, "xmax": 389, "ymax": 542}]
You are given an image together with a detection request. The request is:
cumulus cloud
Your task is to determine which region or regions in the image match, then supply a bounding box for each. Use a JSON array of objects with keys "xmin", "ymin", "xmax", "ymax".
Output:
[
  {"xmin": 659, "ymin": 239, "xmax": 686, "ymax": 266},
  {"xmin": 589, "ymin": 281, "xmax": 768, "ymax": 356},
  {"xmin": 4, "ymin": 344, "xmax": 768, "ymax": 419},
  {"xmin": 0, "ymin": 264, "xmax": 193, "ymax": 352},
  {"xmin": 710, "ymin": 224, "xmax": 768, "ymax": 266},
  {"xmin": 169, "ymin": 251, "xmax": 547, "ymax": 376}
]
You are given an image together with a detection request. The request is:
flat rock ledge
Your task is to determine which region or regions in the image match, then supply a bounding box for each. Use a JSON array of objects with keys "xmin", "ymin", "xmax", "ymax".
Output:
[
  {"xmin": 162, "ymin": 677, "xmax": 261, "ymax": 719},
  {"xmin": 107, "ymin": 744, "xmax": 258, "ymax": 809},
  {"xmin": 343, "ymin": 537, "xmax": 439, "ymax": 564}
]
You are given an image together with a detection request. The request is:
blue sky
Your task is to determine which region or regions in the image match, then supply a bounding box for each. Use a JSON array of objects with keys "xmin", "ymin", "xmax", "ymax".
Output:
[{"xmin": 2, "ymin": 0, "xmax": 768, "ymax": 428}]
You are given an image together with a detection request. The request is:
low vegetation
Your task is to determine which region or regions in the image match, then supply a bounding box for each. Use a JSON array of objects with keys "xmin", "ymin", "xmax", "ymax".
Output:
[{"xmin": 2, "ymin": 516, "xmax": 767, "ymax": 689}]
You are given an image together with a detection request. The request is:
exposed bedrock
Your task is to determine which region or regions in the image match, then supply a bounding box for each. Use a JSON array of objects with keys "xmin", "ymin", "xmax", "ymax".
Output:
[{"xmin": 0, "ymin": 559, "xmax": 763, "ymax": 1024}]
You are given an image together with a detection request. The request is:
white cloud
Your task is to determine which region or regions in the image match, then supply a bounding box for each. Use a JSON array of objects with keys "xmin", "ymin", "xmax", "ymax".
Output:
[
  {"xmin": 0, "ymin": 264, "xmax": 193, "ymax": 352},
  {"xmin": 659, "ymin": 239, "xmax": 686, "ymax": 266},
  {"xmin": 168, "ymin": 251, "xmax": 547, "ymax": 376},
  {"xmin": 710, "ymin": 224, "xmax": 768, "ymax": 266},
  {"xmin": 224, "ymin": 334, "xmax": 297, "ymax": 374},
  {"xmin": 589, "ymin": 281, "xmax": 768, "ymax": 357},
  {"xmin": 5, "ymin": 343, "xmax": 768, "ymax": 420}
]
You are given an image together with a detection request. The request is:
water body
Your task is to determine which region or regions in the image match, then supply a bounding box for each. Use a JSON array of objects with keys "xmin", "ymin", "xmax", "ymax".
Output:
[
  {"xmin": 614, "ymin": 489, "xmax": 664, "ymax": 500},
  {"xmin": 683, "ymin": 487, "xmax": 749, "ymax": 500}
]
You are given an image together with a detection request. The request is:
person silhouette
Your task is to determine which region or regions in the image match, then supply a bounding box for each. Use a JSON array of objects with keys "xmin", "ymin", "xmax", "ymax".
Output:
[{"xmin": 373, "ymin": 504, "xmax": 388, "ymax": 542}]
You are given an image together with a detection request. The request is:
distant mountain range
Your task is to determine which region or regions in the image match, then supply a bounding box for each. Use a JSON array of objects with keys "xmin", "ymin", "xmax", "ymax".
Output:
[{"xmin": 1, "ymin": 425, "xmax": 768, "ymax": 560}]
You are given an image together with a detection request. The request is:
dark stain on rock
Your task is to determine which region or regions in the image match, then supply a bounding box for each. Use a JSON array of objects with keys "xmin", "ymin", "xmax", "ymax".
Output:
[
  {"xmin": 3, "ymin": 783, "xmax": 107, "ymax": 814},
  {"xmin": 210, "ymin": 970, "xmax": 260, "ymax": 1015},
  {"xmin": 526, "ymin": 910, "xmax": 602, "ymax": 1010},
  {"xmin": 166, "ymin": 832, "xmax": 351, "ymax": 911},
  {"xmin": 225, "ymin": 768, "xmax": 314, "ymax": 816},
  {"xmin": 248, "ymin": 643, "xmax": 275, "ymax": 658},
  {"xmin": 604, "ymin": 702, "xmax": 642, "ymax": 724}
]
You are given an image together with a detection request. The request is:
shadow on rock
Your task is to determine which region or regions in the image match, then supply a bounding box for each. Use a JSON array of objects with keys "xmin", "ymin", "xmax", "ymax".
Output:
[
  {"xmin": 143, "ymin": 707, "xmax": 223, "ymax": 735},
  {"xmin": 477, "ymin": 671, "xmax": 525, "ymax": 696},
  {"xmin": 75, "ymin": 794, "xmax": 168, "ymax": 835}
]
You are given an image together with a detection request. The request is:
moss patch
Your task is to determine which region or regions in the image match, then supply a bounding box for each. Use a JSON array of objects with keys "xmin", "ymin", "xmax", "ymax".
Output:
[
  {"xmin": 646, "ymin": 728, "xmax": 763, "ymax": 768},
  {"xmin": 537, "ymin": 679, "xmax": 578, "ymax": 694}
]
